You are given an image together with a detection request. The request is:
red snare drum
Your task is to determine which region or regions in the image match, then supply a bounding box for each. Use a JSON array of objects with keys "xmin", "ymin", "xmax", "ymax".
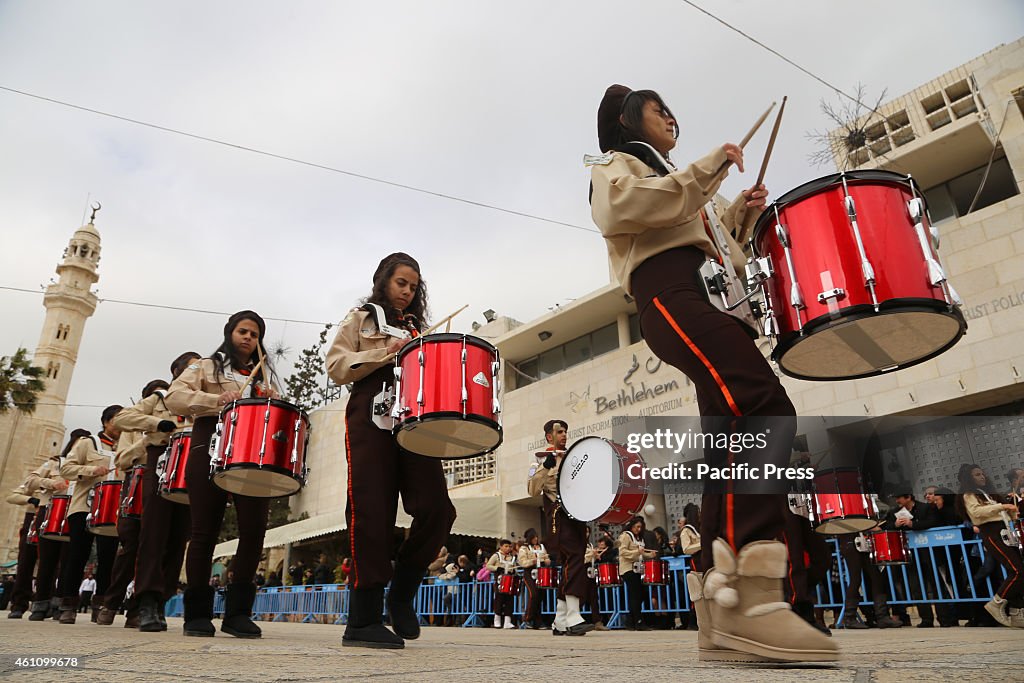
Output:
[
  {"xmin": 496, "ymin": 573, "xmax": 521, "ymax": 595},
  {"xmin": 159, "ymin": 430, "xmax": 191, "ymax": 505},
  {"xmin": 392, "ymin": 334, "xmax": 502, "ymax": 459},
  {"xmin": 557, "ymin": 436, "xmax": 647, "ymax": 524},
  {"xmin": 26, "ymin": 510, "xmax": 41, "ymax": 546},
  {"xmin": 535, "ymin": 566, "xmax": 559, "ymax": 589},
  {"xmin": 753, "ymin": 170, "xmax": 966, "ymax": 381},
  {"xmin": 210, "ymin": 399, "xmax": 310, "ymax": 498},
  {"xmin": 811, "ymin": 468, "xmax": 879, "ymax": 535},
  {"xmin": 642, "ymin": 558, "xmax": 669, "ymax": 585},
  {"xmin": 120, "ymin": 465, "xmax": 145, "ymax": 519},
  {"xmin": 87, "ymin": 481, "xmax": 122, "ymax": 536},
  {"xmin": 40, "ymin": 494, "xmax": 71, "ymax": 541},
  {"xmin": 870, "ymin": 530, "xmax": 910, "ymax": 565},
  {"xmin": 597, "ymin": 562, "xmax": 620, "ymax": 587}
]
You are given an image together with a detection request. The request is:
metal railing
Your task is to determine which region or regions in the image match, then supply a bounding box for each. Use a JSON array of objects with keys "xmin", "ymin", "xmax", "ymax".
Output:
[{"xmin": 161, "ymin": 525, "xmax": 1009, "ymax": 628}]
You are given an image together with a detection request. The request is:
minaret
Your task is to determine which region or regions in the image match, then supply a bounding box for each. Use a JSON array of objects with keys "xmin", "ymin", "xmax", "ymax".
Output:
[{"xmin": 0, "ymin": 205, "xmax": 102, "ymax": 560}]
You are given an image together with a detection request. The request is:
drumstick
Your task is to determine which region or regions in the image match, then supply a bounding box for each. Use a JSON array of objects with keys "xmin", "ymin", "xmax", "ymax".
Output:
[
  {"xmin": 753, "ymin": 96, "xmax": 786, "ymax": 190},
  {"xmin": 236, "ymin": 357, "xmax": 264, "ymax": 399},
  {"xmin": 715, "ymin": 101, "xmax": 776, "ymax": 176},
  {"xmin": 255, "ymin": 342, "xmax": 270, "ymax": 395},
  {"xmin": 382, "ymin": 304, "xmax": 471, "ymax": 362}
]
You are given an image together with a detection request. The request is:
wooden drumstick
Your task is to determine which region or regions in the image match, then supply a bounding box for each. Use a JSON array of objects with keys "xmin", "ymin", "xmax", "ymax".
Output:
[
  {"xmin": 236, "ymin": 357, "xmax": 264, "ymax": 399},
  {"xmin": 753, "ymin": 96, "xmax": 787, "ymax": 190},
  {"xmin": 715, "ymin": 101, "xmax": 776, "ymax": 176},
  {"xmin": 255, "ymin": 342, "xmax": 270, "ymax": 395},
  {"xmin": 382, "ymin": 304, "xmax": 470, "ymax": 361}
]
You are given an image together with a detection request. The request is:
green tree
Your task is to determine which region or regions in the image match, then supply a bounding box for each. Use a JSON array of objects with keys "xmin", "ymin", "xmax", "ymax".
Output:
[
  {"xmin": 0, "ymin": 348, "xmax": 45, "ymax": 413},
  {"xmin": 285, "ymin": 323, "xmax": 333, "ymax": 412}
]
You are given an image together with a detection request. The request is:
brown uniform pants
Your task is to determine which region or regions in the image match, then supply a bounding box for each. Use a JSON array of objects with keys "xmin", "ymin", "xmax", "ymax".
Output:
[
  {"xmin": 782, "ymin": 510, "xmax": 831, "ymax": 606},
  {"xmin": 102, "ymin": 513, "xmax": 140, "ymax": 611},
  {"xmin": 60, "ymin": 512, "xmax": 118, "ymax": 598},
  {"xmin": 633, "ymin": 247, "xmax": 796, "ymax": 568},
  {"xmin": 345, "ymin": 367, "xmax": 456, "ymax": 590},
  {"xmin": 185, "ymin": 416, "xmax": 269, "ymax": 588},
  {"xmin": 979, "ymin": 522, "xmax": 1024, "ymax": 608},
  {"xmin": 136, "ymin": 444, "xmax": 190, "ymax": 599},
  {"xmin": 543, "ymin": 497, "xmax": 588, "ymax": 600},
  {"xmin": 840, "ymin": 535, "xmax": 892, "ymax": 618},
  {"xmin": 32, "ymin": 512, "xmax": 65, "ymax": 603},
  {"xmin": 10, "ymin": 511, "xmax": 37, "ymax": 611}
]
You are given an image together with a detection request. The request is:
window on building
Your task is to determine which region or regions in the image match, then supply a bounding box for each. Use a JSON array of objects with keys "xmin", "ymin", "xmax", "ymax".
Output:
[
  {"xmin": 923, "ymin": 155, "xmax": 1019, "ymax": 222},
  {"xmin": 622, "ymin": 315, "xmax": 638, "ymax": 348},
  {"xmin": 442, "ymin": 453, "xmax": 496, "ymax": 486},
  {"xmin": 63, "ymin": 326, "xmax": 70, "ymax": 340},
  {"xmin": 511, "ymin": 323, "xmax": 622, "ymax": 390}
]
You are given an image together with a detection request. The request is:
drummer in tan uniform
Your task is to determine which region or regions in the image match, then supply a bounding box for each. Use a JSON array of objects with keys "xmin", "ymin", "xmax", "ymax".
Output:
[
  {"xmin": 24, "ymin": 449, "xmax": 73, "ymax": 620},
  {"xmin": 58, "ymin": 407, "xmax": 123, "ymax": 623},
  {"xmin": 166, "ymin": 311, "xmax": 278, "ymax": 639},
  {"xmin": 516, "ymin": 528, "xmax": 551, "ymax": 629},
  {"xmin": 527, "ymin": 419, "xmax": 593, "ymax": 636},
  {"xmin": 114, "ymin": 353, "xmax": 198, "ymax": 633},
  {"xmin": 4, "ymin": 470, "xmax": 45, "ymax": 618}
]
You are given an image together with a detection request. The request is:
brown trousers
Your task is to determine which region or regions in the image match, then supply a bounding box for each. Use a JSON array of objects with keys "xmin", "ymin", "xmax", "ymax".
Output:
[
  {"xmin": 102, "ymin": 513, "xmax": 140, "ymax": 611},
  {"xmin": 543, "ymin": 497, "xmax": 588, "ymax": 600},
  {"xmin": 633, "ymin": 247, "xmax": 796, "ymax": 568},
  {"xmin": 135, "ymin": 444, "xmax": 190, "ymax": 599},
  {"xmin": 345, "ymin": 367, "xmax": 456, "ymax": 590},
  {"xmin": 32, "ymin": 512, "xmax": 65, "ymax": 603},
  {"xmin": 185, "ymin": 416, "xmax": 269, "ymax": 588},
  {"xmin": 782, "ymin": 510, "xmax": 832, "ymax": 606},
  {"xmin": 10, "ymin": 511, "xmax": 37, "ymax": 611}
]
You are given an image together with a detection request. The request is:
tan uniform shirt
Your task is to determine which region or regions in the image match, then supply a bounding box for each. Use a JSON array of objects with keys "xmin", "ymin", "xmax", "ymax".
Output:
[
  {"xmin": 678, "ymin": 525, "xmax": 701, "ymax": 555},
  {"xmin": 165, "ymin": 356, "xmax": 273, "ymax": 418},
  {"xmin": 113, "ymin": 390, "xmax": 190, "ymax": 449},
  {"xmin": 24, "ymin": 459, "xmax": 67, "ymax": 507},
  {"xmin": 618, "ymin": 530, "xmax": 656, "ymax": 576},
  {"xmin": 517, "ymin": 544, "xmax": 550, "ymax": 569},
  {"xmin": 526, "ymin": 452, "xmax": 561, "ymax": 504},
  {"xmin": 60, "ymin": 435, "xmax": 119, "ymax": 516},
  {"xmin": 325, "ymin": 309, "xmax": 394, "ymax": 386},
  {"xmin": 964, "ymin": 491, "xmax": 1019, "ymax": 526},
  {"xmin": 6, "ymin": 481, "xmax": 37, "ymax": 513},
  {"xmin": 590, "ymin": 147, "xmax": 758, "ymax": 295},
  {"xmin": 114, "ymin": 431, "xmax": 149, "ymax": 472},
  {"xmin": 486, "ymin": 551, "xmax": 517, "ymax": 574}
]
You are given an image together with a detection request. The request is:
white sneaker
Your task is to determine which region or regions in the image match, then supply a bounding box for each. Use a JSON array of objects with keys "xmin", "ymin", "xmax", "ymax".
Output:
[
  {"xmin": 493, "ymin": 615, "xmax": 502, "ymax": 629},
  {"xmin": 502, "ymin": 619, "xmax": 516, "ymax": 629},
  {"xmin": 985, "ymin": 596, "xmax": 1012, "ymax": 627}
]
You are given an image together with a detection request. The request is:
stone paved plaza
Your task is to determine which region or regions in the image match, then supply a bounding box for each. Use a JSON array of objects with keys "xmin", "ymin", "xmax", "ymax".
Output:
[{"xmin": 0, "ymin": 616, "xmax": 1021, "ymax": 682}]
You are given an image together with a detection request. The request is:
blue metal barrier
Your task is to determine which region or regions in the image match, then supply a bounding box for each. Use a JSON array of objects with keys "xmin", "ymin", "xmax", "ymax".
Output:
[{"xmin": 163, "ymin": 525, "xmax": 1006, "ymax": 628}]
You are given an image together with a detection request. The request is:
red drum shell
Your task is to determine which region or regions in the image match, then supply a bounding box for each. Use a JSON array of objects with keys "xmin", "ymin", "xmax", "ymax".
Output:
[
  {"xmin": 642, "ymin": 558, "xmax": 669, "ymax": 585},
  {"xmin": 870, "ymin": 530, "xmax": 910, "ymax": 565},
  {"xmin": 211, "ymin": 399, "xmax": 309, "ymax": 498},
  {"xmin": 597, "ymin": 562, "xmax": 620, "ymax": 587},
  {"xmin": 812, "ymin": 468, "xmax": 879, "ymax": 535},
  {"xmin": 753, "ymin": 170, "xmax": 965, "ymax": 381},
  {"xmin": 88, "ymin": 481, "xmax": 122, "ymax": 536},
  {"xmin": 160, "ymin": 430, "xmax": 191, "ymax": 505},
  {"xmin": 40, "ymin": 495, "xmax": 71, "ymax": 541},
  {"xmin": 535, "ymin": 566, "xmax": 559, "ymax": 589},
  {"xmin": 557, "ymin": 436, "xmax": 647, "ymax": 525},
  {"xmin": 496, "ymin": 573, "xmax": 521, "ymax": 595},
  {"xmin": 394, "ymin": 334, "xmax": 502, "ymax": 459},
  {"xmin": 120, "ymin": 465, "xmax": 145, "ymax": 519}
]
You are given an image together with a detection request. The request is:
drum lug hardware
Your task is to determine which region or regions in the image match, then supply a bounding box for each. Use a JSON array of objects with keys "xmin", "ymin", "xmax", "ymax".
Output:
[
  {"xmin": 416, "ymin": 348, "xmax": 425, "ymax": 410},
  {"xmin": 258, "ymin": 404, "xmax": 271, "ymax": 467},
  {"xmin": 390, "ymin": 365, "xmax": 404, "ymax": 420},
  {"xmin": 460, "ymin": 345, "xmax": 468, "ymax": 416},
  {"xmin": 492, "ymin": 359, "xmax": 502, "ymax": 415},
  {"xmin": 907, "ymin": 197, "xmax": 957, "ymax": 304},
  {"xmin": 773, "ymin": 215, "xmax": 806, "ymax": 332},
  {"xmin": 291, "ymin": 418, "xmax": 301, "ymax": 464},
  {"xmin": 817, "ymin": 288, "xmax": 846, "ymax": 304},
  {"xmin": 841, "ymin": 176, "xmax": 879, "ymax": 308},
  {"xmin": 745, "ymin": 256, "xmax": 773, "ymax": 285}
]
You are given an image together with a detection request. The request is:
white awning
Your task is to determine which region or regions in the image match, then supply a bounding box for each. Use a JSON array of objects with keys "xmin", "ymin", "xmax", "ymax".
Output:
[{"xmin": 212, "ymin": 496, "xmax": 504, "ymax": 558}]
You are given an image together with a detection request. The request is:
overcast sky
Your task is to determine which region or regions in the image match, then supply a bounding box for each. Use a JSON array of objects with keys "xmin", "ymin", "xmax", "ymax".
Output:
[{"xmin": 1, "ymin": 1, "xmax": 1022, "ymax": 434}]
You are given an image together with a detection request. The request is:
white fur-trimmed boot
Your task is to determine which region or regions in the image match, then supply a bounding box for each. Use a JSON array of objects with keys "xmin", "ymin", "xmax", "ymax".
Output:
[
  {"xmin": 687, "ymin": 570, "xmax": 768, "ymax": 662},
  {"xmin": 705, "ymin": 539, "xmax": 839, "ymax": 663}
]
